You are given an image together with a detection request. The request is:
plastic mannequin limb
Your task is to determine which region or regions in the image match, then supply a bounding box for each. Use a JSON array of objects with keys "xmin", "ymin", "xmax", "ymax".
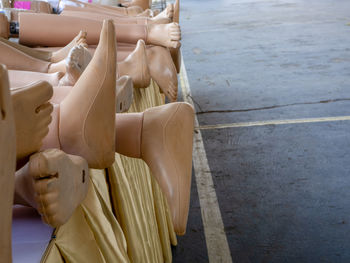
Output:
[
  {"xmin": 0, "ymin": 41, "xmax": 91, "ymax": 86},
  {"xmin": 66, "ymin": 0, "xmax": 145, "ymax": 16},
  {"xmin": 41, "ymin": 19, "xmax": 117, "ymax": 169},
  {"xmin": 30, "ymin": 1, "xmax": 52, "ymax": 13},
  {"xmin": 0, "ymin": 64, "xmax": 16, "ymax": 263},
  {"xmin": 169, "ymin": 0, "xmax": 181, "ymax": 73},
  {"xmin": 61, "ymin": 8, "xmax": 171, "ymax": 25},
  {"xmin": 9, "ymin": 70, "xmax": 63, "ymax": 88},
  {"xmin": 11, "ymin": 81, "xmax": 54, "ymax": 169},
  {"xmin": 19, "ymin": 13, "xmax": 181, "ymax": 48},
  {"xmin": 0, "ymin": 41, "xmax": 90, "ymax": 73},
  {"xmin": 62, "ymin": 3, "xmax": 156, "ymax": 18},
  {"xmin": 52, "ymin": 78, "xmax": 133, "ymax": 114},
  {"xmin": 50, "ymin": 75, "xmax": 134, "ymax": 114},
  {"xmin": 0, "ymin": 30, "xmax": 87, "ymax": 62},
  {"xmin": 62, "ymin": 4, "xmax": 174, "ymax": 23},
  {"xmin": 0, "ymin": 13, "xmax": 9, "ymax": 38},
  {"xmin": 91, "ymin": 42, "xmax": 176, "ymax": 97},
  {"xmin": 120, "ymin": 0, "xmax": 150, "ymax": 12},
  {"xmin": 146, "ymin": 45, "xmax": 178, "ymax": 101},
  {"xmin": 115, "ymin": 102, "xmax": 195, "ymax": 235},
  {"xmin": 118, "ymin": 39, "xmax": 150, "ymax": 89},
  {"xmin": 14, "ymin": 149, "xmax": 89, "ymax": 227}
]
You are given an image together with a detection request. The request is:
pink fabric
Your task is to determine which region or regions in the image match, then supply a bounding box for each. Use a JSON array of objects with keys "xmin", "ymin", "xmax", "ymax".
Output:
[{"xmin": 14, "ymin": 1, "xmax": 31, "ymax": 10}]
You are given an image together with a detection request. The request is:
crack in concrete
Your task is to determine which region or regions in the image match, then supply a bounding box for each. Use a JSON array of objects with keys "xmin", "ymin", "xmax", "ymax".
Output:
[{"xmin": 196, "ymin": 98, "xmax": 350, "ymax": 115}]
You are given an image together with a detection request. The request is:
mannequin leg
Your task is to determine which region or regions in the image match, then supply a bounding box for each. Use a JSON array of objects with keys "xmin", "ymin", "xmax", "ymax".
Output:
[
  {"xmin": 62, "ymin": 4, "xmax": 156, "ymax": 19},
  {"xmin": 61, "ymin": 8, "xmax": 171, "ymax": 25},
  {"xmin": 11, "ymin": 81, "xmax": 54, "ymax": 169},
  {"xmin": 118, "ymin": 39, "xmax": 150, "ymax": 89},
  {"xmin": 170, "ymin": 0, "xmax": 181, "ymax": 73},
  {"xmin": 146, "ymin": 45, "xmax": 178, "ymax": 101},
  {"xmin": 42, "ymin": 19, "xmax": 116, "ymax": 169},
  {"xmin": 9, "ymin": 70, "xmax": 63, "ymax": 88},
  {"xmin": 14, "ymin": 149, "xmax": 89, "ymax": 227},
  {"xmin": 0, "ymin": 13, "xmax": 9, "ymax": 39},
  {"xmin": 0, "ymin": 41, "xmax": 91, "ymax": 86},
  {"xmin": 121, "ymin": 0, "xmax": 150, "ymax": 11},
  {"xmin": 19, "ymin": 13, "xmax": 181, "ymax": 48},
  {"xmin": 0, "ymin": 64, "xmax": 16, "ymax": 263},
  {"xmin": 115, "ymin": 102, "xmax": 195, "ymax": 235},
  {"xmin": 0, "ymin": 31, "xmax": 87, "ymax": 62},
  {"xmin": 0, "ymin": 36, "xmax": 51, "ymax": 61},
  {"xmin": 0, "ymin": 41, "xmax": 51, "ymax": 72},
  {"xmin": 67, "ymin": 0, "xmax": 144, "ymax": 16},
  {"xmin": 50, "ymin": 75, "xmax": 133, "ymax": 113}
]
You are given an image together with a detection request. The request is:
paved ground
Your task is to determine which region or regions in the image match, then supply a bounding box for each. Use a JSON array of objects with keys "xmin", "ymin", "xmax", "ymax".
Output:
[{"xmin": 174, "ymin": 0, "xmax": 350, "ymax": 262}]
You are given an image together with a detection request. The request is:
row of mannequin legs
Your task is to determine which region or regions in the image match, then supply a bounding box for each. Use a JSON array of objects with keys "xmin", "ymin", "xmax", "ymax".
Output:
[{"xmin": 0, "ymin": 0, "xmax": 193, "ymax": 261}]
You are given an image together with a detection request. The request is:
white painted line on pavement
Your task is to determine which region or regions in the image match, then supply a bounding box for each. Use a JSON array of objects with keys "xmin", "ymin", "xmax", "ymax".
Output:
[
  {"xmin": 196, "ymin": 116, "xmax": 350, "ymax": 130},
  {"xmin": 180, "ymin": 56, "xmax": 233, "ymax": 263}
]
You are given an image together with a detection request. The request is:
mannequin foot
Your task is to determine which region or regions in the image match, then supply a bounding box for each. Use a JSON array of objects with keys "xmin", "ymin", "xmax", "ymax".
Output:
[
  {"xmin": 11, "ymin": 81, "xmax": 53, "ymax": 164},
  {"xmin": 153, "ymin": 3, "xmax": 174, "ymax": 21},
  {"xmin": 118, "ymin": 40, "xmax": 150, "ymax": 89},
  {"xmin": 135, "ymin": 8, "xmax": 152, "ymax": 17},
  {"xmin": 59, "ymin": 20, "xmax": 116, "ymax": 169},
  {"xmin": 29, "ymin": 149, "xmax": 89, "ymax": 227},
  {"xmin": 149, "ymin": 16, "xmax": 171, "ymax": 25},
  {"xmin": 146, "ymin": 45, "xmax": 178, "ymax": 101},
  {"xmin": 116, "ymin": 75, "xmax": 133, "ymax": 113},
  {"xmin": 147, "ymin": 22, "xmax": 181, "ymax": 48},
  {"xmin": 50, "ymin": 30, "xmax": 87, "ymax": 63},
  {"xmin": 58, "ymin": 45, "xmax": 92, "ymax": 86},
  {"xmin": 141, "ymin": 102, "xmax": 194, "ymax": 235}
]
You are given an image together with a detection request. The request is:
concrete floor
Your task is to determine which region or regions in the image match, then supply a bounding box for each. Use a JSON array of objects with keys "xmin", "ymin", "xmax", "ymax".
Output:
[{"xmin": 174, "ymin": 0, "xmax": 350, "ymax": 262}]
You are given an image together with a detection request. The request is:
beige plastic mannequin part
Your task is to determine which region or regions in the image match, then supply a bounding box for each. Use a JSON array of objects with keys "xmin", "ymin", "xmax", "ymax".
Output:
[
  {"xmin": 30, "ymin": 1, "xmax": 52, "ymax": 13},
  {"xmin": 62, "ymin": 3, "xmax": 158, "ymax": 19},
  {"xmin": 115, "ymin": 102, "xmax": 195, "ymax": 235},
  {"xmin": 118, "ymin": 39, "xmax": 150, "ymax": 89},
  {"xmin": 11, "ymin": 81, "xmax": 54, "ymax": 168},
  {"xmin": 2, "ymin": 8, "xmax": 34, "ymax": 24},
  {"xmin": 0, "ymin": 40, "xmax": 91, "ymax": 86},
  {"xmin": 50, "ymin": 74, "xmax": 134, "ymax": 113},
  {"xmin": 0, "ymin": 30, "xmax": 87, "ymax": 62},
  {"xmin": 19, "ymin": 13, "xmax": 181, "ymax": 48},
  {"xmin": 9, "ymin": 70, "xmax": 63, "ymax": 88},
  {"xmin": 62, "ymin": 4, "xmax": 174, "ymax": 24},
  {"xmin": 41, "ymin": 19, "xmax": 116, "ymax": 169},
  {"xmin": 67, "ymin": 0, "xmax": 145, "ymax": 16},
  {"xmin": 170, "ymin": 0, "xmax": 181, "ymax": 73},
  {"xmin": 0, "ymin": 65, "xmax": 16, "ymax": 263},
  {"xmin": 0, "ymin": 13, "xmax": 9, "ymax": 39},
  {"xmin": 2, "ymin": 2, "xmax": 51, "ymax": 17},
  {"xmin": 61, "ymin": 8, "xmax": 171, "ymax": 25},
  {"xmin": 116, "ymin": 75, "xmax": 134, "ymax": 113},
  {"xmin": 146, "ymin": 45, "xmax": 178, "ymax": 101},
  {"xmin": 121, "ymin": 0, "xmax": 150, "ymax": 11},
  {"xmin": 14, "ymin": 149, "xmax": 89, "ymax": 227}
]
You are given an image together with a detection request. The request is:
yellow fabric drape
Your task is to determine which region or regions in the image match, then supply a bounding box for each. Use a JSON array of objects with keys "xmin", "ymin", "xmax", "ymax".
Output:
[{"xmin": 42, "ymin": 81, "xmax": 177, "ymax": 263}]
